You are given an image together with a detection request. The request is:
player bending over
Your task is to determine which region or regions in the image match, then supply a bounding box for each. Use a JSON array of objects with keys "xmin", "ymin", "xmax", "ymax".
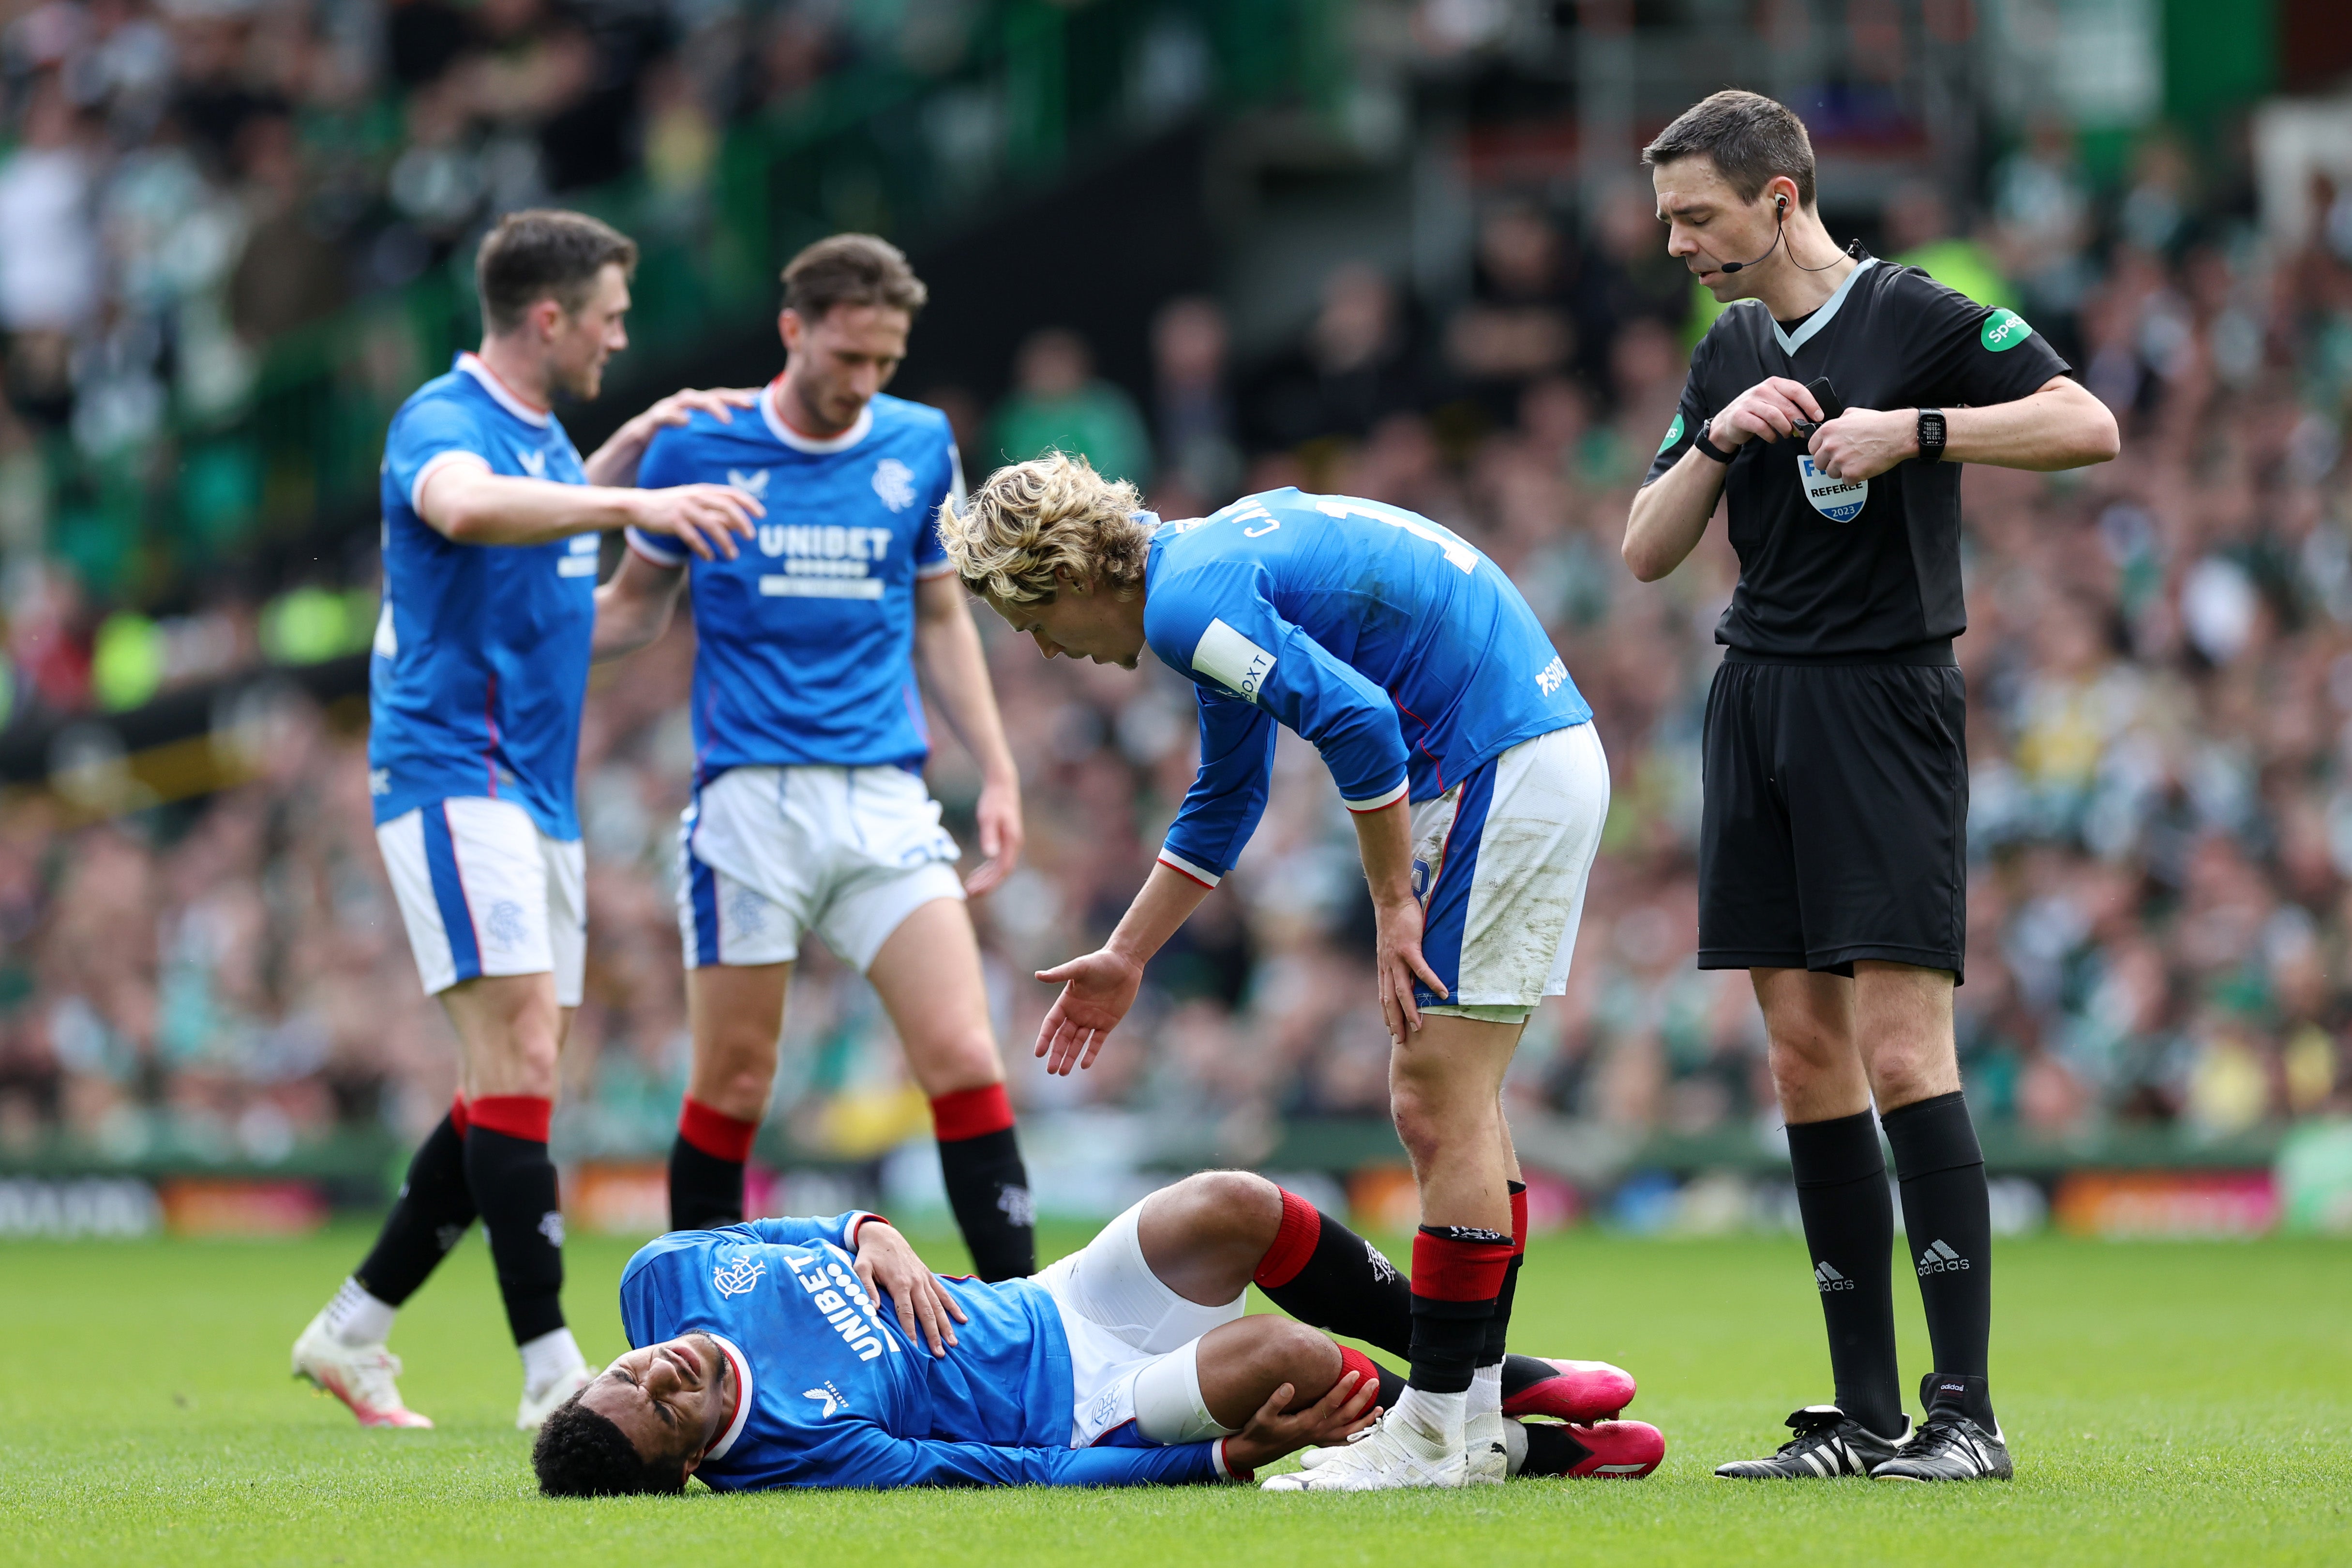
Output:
[
  {"xmin": 532, "ymin": 1171, "xmax": 1661, "ymax": 1494},
  {"xmin": 593, "ymin": 235, "xmax": 1036, "ymax": 1279},
  {"xmin": 939, "ymin": 463, "xmax": 1610, "ymax": 1490},
  {"xmin": 293, "ymin": 210, "xmax": 760, "ymax": 1431}
]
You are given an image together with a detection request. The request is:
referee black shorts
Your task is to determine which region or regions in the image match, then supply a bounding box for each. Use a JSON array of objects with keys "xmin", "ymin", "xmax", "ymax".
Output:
[{"xmin": 1697, "ymin": 654, "xmax": 1967, "ymax": 982}]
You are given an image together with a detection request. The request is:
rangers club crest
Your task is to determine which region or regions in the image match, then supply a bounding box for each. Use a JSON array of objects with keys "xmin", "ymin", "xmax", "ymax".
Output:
[
  {"xmin": 872, "ymin": 458, "xmax": 917, "ymax": 511},
  {"xmin": 713, "ymin": 1257, "xmax": 766, "ymax": 1298}
]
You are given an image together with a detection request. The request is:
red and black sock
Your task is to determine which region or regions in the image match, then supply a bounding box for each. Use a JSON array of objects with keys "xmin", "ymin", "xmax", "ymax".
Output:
[
  {"xmin": 1251, "ymin": 1189, "xmax": 1412, "ymax": 1355},
  {"xmin": 463, "ymin": 1095, "xmax": 567, "ymax": 1345},
  {"xmin": 355, "ymin": 1096, "xmax": 477, "ymax": 1306},
  {"xmin": 1478, "ymin": 1181, "xmax": 1530, "ymax": 1370},
  {"xmin": 1407, "ymin": 1225, "xmax": 1513, "ymax": 1394},
  {"xmin": 669, "ymin": 1097, "xmax": 758, "ymax": 1232},
  {"xmin": 1788, "ymin": 1108, "xmax": 1903, "ymax": 1437},
  {"xmin": 932, "ymin": 1086, "xmax": 1034, "ymax": 1281}
]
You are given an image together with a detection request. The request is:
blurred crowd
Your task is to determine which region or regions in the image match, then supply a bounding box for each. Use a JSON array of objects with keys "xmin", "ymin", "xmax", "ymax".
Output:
[{"xmin": 7, "ymin": 115, "xmax": 2352, "ymax": 1178}]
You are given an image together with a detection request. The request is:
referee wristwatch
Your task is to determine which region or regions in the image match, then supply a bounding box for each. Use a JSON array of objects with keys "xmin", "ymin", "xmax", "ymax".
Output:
[
  {"xmin": 1916, "ymin": 407, "xmax": 1947, "ymax": 463},
  {"xmin": 1693, "ymin": 418, "xmax": 1736, "ymax": 463}
]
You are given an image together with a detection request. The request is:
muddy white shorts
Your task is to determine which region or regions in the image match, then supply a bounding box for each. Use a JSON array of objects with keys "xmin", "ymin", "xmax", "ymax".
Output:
[
  {"xmin": 1409, "ymin": 720, "xmax": 1610, "ymax": 1019},
  {"xmin": 376, "ymin": 796, "xmax": 587, "ymax": 1006},
  {"xmin": 679, "ymin": 763, "xmax": 965, "ymax": 974},
  {"xmin": 1035, "ymin": 1197, "xmax": 1247, "ymax": 1455}
]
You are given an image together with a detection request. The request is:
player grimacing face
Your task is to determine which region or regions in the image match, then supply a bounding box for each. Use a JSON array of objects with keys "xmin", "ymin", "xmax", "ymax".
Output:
[
  {"xmin": 778, "ymin": 303, "xmax": 912, "ymax": 437},
  {"xmin": 540, "ymin": 262, "xmax": 634, "ymax": 402},
  {"xmin": 1650, "ymin": 157, "xmax": 1795, "ymax": 304},
  {"xmin": 576, "ymin": 1332, "xmax": 738, "ymax": 1476},
  {"xmin": 982, "ymin": 575, "xmax": 1150, "ymax": 670}
]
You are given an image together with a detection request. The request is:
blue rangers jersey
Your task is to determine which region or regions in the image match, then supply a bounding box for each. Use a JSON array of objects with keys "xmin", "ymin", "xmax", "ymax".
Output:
[
  {"xmin": 618, "ymin": 1215, "xmax": 1224, "ymax": 1490},
  {"xmin": 1146, "ymin": 489, "xmax": 1592, "ymax": 887},
  {"xmin": 627, "ymin": 388, "xmax": 962, "ymax": 778},
  {"xmin": 369, "ymin": 353, "xmax": 597, "ymax": 839}
]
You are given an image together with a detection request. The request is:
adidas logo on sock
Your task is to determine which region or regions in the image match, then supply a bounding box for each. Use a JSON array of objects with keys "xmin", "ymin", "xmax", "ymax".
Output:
[
  {"xmin": 1917, "ymin": 1239, "xmax": 1969, "ymax": 1276},
  {"xmin": 1814, "ymin": 1261, "xmax": 1854, "ymax": 1293}
]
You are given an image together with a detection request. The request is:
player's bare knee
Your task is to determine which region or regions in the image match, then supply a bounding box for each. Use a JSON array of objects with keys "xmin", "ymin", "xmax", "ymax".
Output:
[
  {"xmin": 906, "ymin": 1027, "xmax": 1003, "ymax": 1097},
  {"xmin": 1188, "ymin": 1169, "xmax": 1282, "ymax": 1246}
]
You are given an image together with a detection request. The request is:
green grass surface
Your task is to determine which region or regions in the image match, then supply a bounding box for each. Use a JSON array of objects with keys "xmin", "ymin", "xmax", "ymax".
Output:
[{"xmin": 1, "ymin": 1221, "xmax": 2346, "ymax": 1566}]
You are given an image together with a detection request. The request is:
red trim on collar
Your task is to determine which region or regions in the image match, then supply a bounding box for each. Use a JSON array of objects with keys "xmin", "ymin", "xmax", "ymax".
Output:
[
  {"xmin": 703, "ymin": 1337, "xmax": 748, "ymax": 1462},
  {"xmin": 460, "ymin": 352, "xmax": 550, "ymax": 415}
]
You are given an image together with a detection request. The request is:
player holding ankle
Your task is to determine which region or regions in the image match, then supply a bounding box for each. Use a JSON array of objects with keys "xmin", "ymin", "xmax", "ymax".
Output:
[
  {"xmin": 293, "ymin": 209, "xmax": 760, "ymax": 1430},
  {"xmin": 532, "ymin": 1170, "xmax": 1658, "ymax": 1495},
  {"xmin": 940, "ymin": 461, "xmax": 1610, "ymax": 1489},
  {"xmin": 591, "ymin": 235, "xmax": 1035, "ymax": 1280}
]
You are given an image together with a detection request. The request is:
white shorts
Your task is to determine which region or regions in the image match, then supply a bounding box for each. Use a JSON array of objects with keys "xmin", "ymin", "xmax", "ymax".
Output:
[
  {"xmin": 1410, "ymin": 720, "xmax": 1610, "ymax": 1017},
  {"xmin": 1035, "ymin": 1197, "xmax": 1247, "ymax": 1449},
  {"xmin": 376, "ymin": 797, "xmax": 586, "ymax": 1007},
  {"xmin": 679, "ymin": 764, "xmax": 965, "ymax": 974}
]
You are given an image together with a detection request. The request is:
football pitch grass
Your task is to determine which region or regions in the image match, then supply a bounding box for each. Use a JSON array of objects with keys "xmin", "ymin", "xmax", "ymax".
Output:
[{"xmin": 1, "ymin": 1221, "xmax": 2344, "ymax": 1567}]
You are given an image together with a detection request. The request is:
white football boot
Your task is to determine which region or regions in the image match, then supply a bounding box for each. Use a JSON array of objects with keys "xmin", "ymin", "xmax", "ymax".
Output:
[
  {"xmin": 1464, "ymin": 1404, "xmax": 1510, "ymax": 1485},
  {"xmin": 291, "ymin": 1310, "xmax": 433, "ymax": 1428},
  {"xmin": 1262, "ymin": 1409, "xmax": 1468, "ymax": 1492},
  {"xmin": 516, "ymin": 1364, "xmax": 597, "ymax": 1431}
]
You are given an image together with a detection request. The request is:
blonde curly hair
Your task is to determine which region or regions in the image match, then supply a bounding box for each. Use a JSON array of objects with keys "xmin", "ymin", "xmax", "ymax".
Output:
[{"xmin": 938, "ymin": 452, "xmax": 1153, "ymax": 605}]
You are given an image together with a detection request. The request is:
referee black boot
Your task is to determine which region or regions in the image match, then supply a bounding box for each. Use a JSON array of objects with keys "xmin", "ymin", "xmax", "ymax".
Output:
[
  {"xmin": 1714, "ymin": 1404, "xmax": 1912, "ymax": 1479},
  {"xmin": 1872, "ymin": 1374, "xmax": 2012, "ymax": 1482}
]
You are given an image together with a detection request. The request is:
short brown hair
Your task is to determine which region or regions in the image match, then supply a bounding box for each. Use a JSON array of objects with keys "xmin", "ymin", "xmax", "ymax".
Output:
[
  {"xmin": 782, "ymin": 234, "xmax": 928, "ymax": 322},
  {"xmin": 476, "ymin": 209, "xmax": 639, "ymax": 333},
  {"xmin": 1643, "ymin": 90, "xmax": 1816, "ymax": 209}
]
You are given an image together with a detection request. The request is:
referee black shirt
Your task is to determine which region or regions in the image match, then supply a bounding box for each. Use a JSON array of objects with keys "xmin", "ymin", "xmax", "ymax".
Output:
[{"xmin": 1644, "ymin": 254, "xmax": 2071, "ymax": 657}]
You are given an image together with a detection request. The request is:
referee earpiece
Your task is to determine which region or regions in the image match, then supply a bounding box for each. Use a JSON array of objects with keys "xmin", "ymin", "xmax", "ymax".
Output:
[{"xmin": 1722, "ymin": 191, "xmax": 1846, "ymax": 275}]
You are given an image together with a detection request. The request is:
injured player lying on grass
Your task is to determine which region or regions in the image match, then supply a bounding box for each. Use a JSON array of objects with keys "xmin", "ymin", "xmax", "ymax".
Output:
[{"xmin": 534, "ymin": 1171, "xmax": 1663, "ymax": 1494}]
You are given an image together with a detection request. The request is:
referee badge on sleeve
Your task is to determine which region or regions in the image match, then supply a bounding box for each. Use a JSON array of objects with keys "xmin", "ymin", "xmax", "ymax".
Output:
[{"xmin": 1796, "ymin": 455, "xmax": 1868, "ymax": 524}]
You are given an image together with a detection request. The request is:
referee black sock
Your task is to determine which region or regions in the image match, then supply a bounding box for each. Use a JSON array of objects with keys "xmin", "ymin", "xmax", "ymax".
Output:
[
  {"xmin": 353, "ymin": 1104, "xmax": 477, "ymax": 1306},
  {"xmin": 932, "ymin": 1087, "xmax": 1034, "ymax": 1282},
  {"xmin": 463, "ymin": 1104, "xmax": 568, "ymax": 1345},
  {"xmin": 1787, "ymin": 1109, "xmax": 1903, "ymax": 1438},
  {"xmin": 1883, "ymin": 1090, "xmax": 1995, "ymax": 1428}
]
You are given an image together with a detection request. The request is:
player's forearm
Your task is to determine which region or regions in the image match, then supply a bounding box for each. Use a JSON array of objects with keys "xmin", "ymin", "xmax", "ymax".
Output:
[
  {"xmin": 590, "ymin": 551, "xmax": 684, "ymax": 662},
  {"xmin": 915, "ymin": 597, "xmax": 1019, "ymax": 787},
  {"xmin": 580, "ymin": 411, "xmax": 664, "ymax": 488},
  {"xmin": 1348, "ymin": 798, "xmax": 1418, "ymax": 914},
  {"xmin": 1622, "ymin": 450, "xmax": 1724, "ymax": 582},
  {"xmin": 424, "ymin": 470, "xmax": 646, "ymax": 546},
  {"xmin": 1939, "ymin": 378, "xmax": 2119, "ymax": 471},
  {"xmin": 1105, "ymin": 863, "xmax": 1214, "ymax": 970}
]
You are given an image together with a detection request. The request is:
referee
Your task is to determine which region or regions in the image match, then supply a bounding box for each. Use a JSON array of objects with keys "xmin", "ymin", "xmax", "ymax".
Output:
[{"xmin": 1622, "ymin": 91, "xmax": 2117, "ymax": 1483}]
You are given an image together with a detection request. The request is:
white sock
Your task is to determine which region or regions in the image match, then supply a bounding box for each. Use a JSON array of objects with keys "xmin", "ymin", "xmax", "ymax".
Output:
[
  {"xmin": 1392, "ymin": 1384, "xmax": 1466, "ymax": 1455},
  {"xmin": 1469, "ymin": 1363, "xmax": 1503, "ymax": 1421},
  {"xmin": 520, "ymin": 1327, "xmax": 585, "ymax": 1395},
  {"xmin": 324, "ymin": 1278, "xmax": 397, "ymax": 1348}
]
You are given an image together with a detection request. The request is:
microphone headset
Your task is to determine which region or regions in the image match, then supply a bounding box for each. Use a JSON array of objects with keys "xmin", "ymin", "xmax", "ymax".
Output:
[{"xmin": 1719, "ymin": 193, "xmax": 1857, "ymax": 275}]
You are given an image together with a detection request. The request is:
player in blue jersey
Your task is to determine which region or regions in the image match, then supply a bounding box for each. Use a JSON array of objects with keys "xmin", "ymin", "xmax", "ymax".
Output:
[
  {"xmin": 589, "ymin": 236, "xmax": 1037, "ymax": 1281},
  {"xmin": 528, "ymin": 1169, "xmax": 1663, "ymax": 1495},
  {"xmin": 940, "ymin": 458, "xmax": 1611, "ymax": 1491},
  {"xmin": 292, "ymin": 210, "xmax": 764, "ymax": 1434}
]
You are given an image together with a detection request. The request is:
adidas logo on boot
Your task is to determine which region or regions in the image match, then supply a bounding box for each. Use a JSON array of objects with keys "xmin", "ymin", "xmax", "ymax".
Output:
[
  {"xmin": 1916, "ymin": 1240, "xmax": 1970, "ymax": 1276},
  {"xmin": 1815, "ymin": 1261, "xmax": 1854, "ymax": 1293}
]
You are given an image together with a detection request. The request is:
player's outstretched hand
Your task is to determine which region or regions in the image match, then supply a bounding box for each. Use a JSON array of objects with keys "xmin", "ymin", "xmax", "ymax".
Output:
[
  {"xmin": 1712, "ymin": 375, "xmax": 1825, "ymax": 448},
  {"xmin": 963, "ymin": 775, "xmax": 1025, "ymax": 896},
  {"xmin": 1222, "ymin": 1372, "xmax": 1381, "ymax": 1474},
  {"xmin": 629, "ymin": 483, "xmax": 762, "ymax": 562},
  {"xmin": 852, "ymin": 1220, "xmax": 967, "ymax": 1358},
  {"xmin": 1032, "ymin": 948, "xmax": 1141, "ymax": 1075},
  {"xmin": 1372, "ymin": 897, "xmax": 1447, "ymax": 1041},
  {"xmin": 638, "ymin": 386, "xmax": 762, "ymax": 432},
  {"xmin": 1806, "ymin": 406, "xmax": 1914, "ymax": 481}
]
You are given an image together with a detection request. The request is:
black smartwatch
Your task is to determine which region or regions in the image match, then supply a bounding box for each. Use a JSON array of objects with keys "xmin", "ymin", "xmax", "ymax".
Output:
[
  {"xmin": 1693, "ymin": 418, "xmax": 1735, "ymax": 463},
  {"xmin": 1916, "ymin": 407, "xmax": 1947, "ymax": 463}
]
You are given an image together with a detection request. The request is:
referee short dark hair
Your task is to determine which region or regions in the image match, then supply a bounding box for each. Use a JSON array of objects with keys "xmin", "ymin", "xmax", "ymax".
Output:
[
  {"xmin": 476, "ymin": 209, "xmax": 640, "ymax": 334},
  {"xmin": 1643, "ymin": 90, "xmax": 1816, "ymax": 210},
  {"xmin": 782, "ymin": 233, "xmax": 929, "ymax": 323}
]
